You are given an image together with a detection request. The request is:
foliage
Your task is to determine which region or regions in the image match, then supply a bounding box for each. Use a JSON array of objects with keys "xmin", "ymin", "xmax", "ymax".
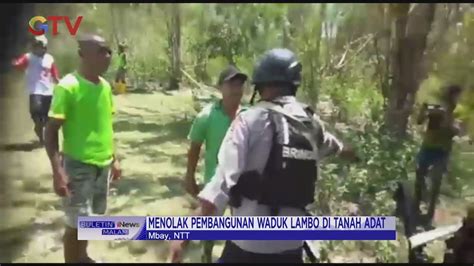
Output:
[
  {"xmin": 433, "ymin": 10, "xmax": 474, "ymax": 90},
  {"xmin": 314, "ymin": 115, "xmax": 417, "ymax": 262},
  {"xmin": 311, "ymin": 59, "xmax": 417, "ymax": 261}
]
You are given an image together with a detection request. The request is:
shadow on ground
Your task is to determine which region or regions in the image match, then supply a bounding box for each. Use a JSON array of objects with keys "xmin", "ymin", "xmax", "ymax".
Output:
[
  {"xmin": 115, "ymin": 118, "xmax": 191, "ymax": 147},
  {"xmin": 0, "ymin": 224, "xmax": 33, "ymax": 263},
  {"xmin": 158, "ymin": 176, "xmax": 186, "ymax": 199},
  {"xmin": 125, "ymin": 88, "xmax": 156, "ymax": 95},
  {"xmin": 112, "ymin": 175, "xmax": 156, "ymax": 196},
  {"xmin": 132, "ymin": 148, "xmax": 187, "ymax": 167},
  {"xmin": 107, "ymin": 172, "xmax": 187, "ymax": 216},
  {"xmin": 0, "ymin": 140, "xmax": 42, "ymax": 152},
  {"xmin": 127, "ymin": 106, "xmax": 168, "ymax": 115},
  {"xmin": 111, "ymin": 175, "xmax": 185, "ymax": 198}
]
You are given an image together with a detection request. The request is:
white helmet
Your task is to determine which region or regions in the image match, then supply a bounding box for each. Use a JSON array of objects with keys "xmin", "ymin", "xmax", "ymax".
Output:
[{"xmin": 34, "ymin": 35, "xmax": 48, "ymax": 47}]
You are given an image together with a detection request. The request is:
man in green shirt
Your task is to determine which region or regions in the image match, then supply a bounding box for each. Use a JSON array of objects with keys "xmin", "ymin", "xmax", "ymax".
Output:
[
  {"xmin": 184, "ymin": 65, "xmax": 248, "ymax": 262},
  {"xmin": 45, "ymin": 34, "xmax": 121, "ymax": 263}
]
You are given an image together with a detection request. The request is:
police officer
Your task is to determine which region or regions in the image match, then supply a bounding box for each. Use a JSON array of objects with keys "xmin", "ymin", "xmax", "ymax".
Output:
[{"xmin": 169, "ymin": 48, "xmax": 358, "ymax": 263}]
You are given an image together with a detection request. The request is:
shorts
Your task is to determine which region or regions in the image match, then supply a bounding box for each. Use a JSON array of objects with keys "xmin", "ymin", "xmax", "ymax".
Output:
[
  {"xmin": 115, "ymin": 68, "xmax": 127, "ymax": 82},
  {"xmin": 29, "ymin": 94, "xmax": 52, "ymax": 122},
  {"xmin": 416, "ymin": 147, "xmax": 449, "ymax": 172},
  {"xmin": 62, "ymin": 155, "xmax": 112, "ymax": 228}
]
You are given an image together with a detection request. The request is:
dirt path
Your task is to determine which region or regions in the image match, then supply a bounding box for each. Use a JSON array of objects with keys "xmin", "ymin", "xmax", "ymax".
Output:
[{"xmin": 0, "ymin": 75, "xmax": 472, "ymax": 263}]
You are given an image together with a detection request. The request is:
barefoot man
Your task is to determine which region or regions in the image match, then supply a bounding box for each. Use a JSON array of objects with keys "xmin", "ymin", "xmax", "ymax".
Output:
[{"xmin": 45, "ymin": 34, "xmax": 121, "ymax": 263}]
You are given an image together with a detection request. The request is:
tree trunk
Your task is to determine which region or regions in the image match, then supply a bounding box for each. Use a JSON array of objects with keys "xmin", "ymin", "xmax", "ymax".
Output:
[
  {"xmin": 425, "ymin": 4, "xmax": 465, "ymax": 73},
  {"xmin": 374, "ymin": 4, "xmax": 392, "ymax": 106},
  {"xmin": 308, "ymin": 3, "xmax": 326, "ymax": 108},
  {"xmin": 167, "ymin": 4, "xmax": 181, "ymax": 91},
  {"xmin": 286, "ymin": 4, "xmax": 305, "ymax": 40},
  {"xmin": 324, "ymin": 21, "xmax": 332, "ymax": 64},
  {"xmin": 315, "ymin": 3, "xmax": 326, "ymax": 65},
  {"xmin": 194, "ymin": 53, "xmax": 210, "ymax": 84},
  {"xmin": 384, "ymin": 4, "xmax": 436, "ymax": 137},
  {"xmin": 282, "ymin": 14, "xmax": 291, "ymax": 48},
  {"xmin": 194, "ymin": 8, "xmax": 210, "ymax": 83},
  {"xmin": 109, "ymin": 4, "xmax": 120, "ymax": 48}
]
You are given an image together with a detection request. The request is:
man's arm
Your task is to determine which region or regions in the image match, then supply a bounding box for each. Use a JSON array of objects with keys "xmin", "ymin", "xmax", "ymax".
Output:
[
  {"xmin": 417, "ymin": 103, "xmax": 428, "ymax": 125},
  {"xmin": 185, "ymin": 142, "xmax": 202, "ymax": 183},
  {"xmin": 170, "ymin": 114, "xmax": 252, "ymax": 261},
  {"xmin": 313, "ymin": 114, "xmax": 343, "ymax": 157},
  {"xmin": 11, "ymin": 53, "xmax": 28, "ymax": 71},
  {"xmin": 45, "ymin": 118, "xmax": 70, "ymax": 197},
  {"xmin": 45, "ymin": 118, "xmax": 64, "ymax": 174},
  {"xmin": 184, "ymin": 110, "xmax": 208, "ymax": 195},
  {"xmin": 46, "ymin": 83, "xmax": 70, "ymax": 196},
  {"xmin": 51, "ymin": 63, "xmax": 60, "ymax": 84},
  {"xmin": 46, "ymin": 83, "xmax": 68, "ymax": 166},
  {"xmin": 109, "ymin": 154, "xmax": 121, "ymax": 181},
  {"xmin": 313, "ymin": 114, "xmax": 358, "ymax": 162}
]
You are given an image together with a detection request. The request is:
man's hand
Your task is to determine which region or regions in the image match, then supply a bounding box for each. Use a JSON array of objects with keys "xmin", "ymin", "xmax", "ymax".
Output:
[
  {"xmin": 53, "ymin": 167, "xmax": 70, "ymax": 197},
  {"xmin": 339, "ymin": 144, "xmax": 360, "ymax": 163},
  {"xmin": 111, "ymin": 159, "xmax": 122, "ymax": 181},
  {"xmin": 451, "ymin": 122, "xmax": 462, "ymax": 136},
  {"xmin": 169, "ymin": 240, "xmax": 188, "ymax": 263},
  {"xmin": 184, "ymin": 174, "xmax": 199, "ymax": 197}
]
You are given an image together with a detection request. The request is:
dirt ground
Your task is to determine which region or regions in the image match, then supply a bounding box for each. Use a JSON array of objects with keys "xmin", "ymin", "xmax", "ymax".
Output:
[{"xmin": 0, "ymin": 75, "xmax": 472, "ymax": 263}]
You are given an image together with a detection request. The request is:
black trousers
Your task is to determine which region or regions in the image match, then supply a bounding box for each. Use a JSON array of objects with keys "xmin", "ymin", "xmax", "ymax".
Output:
[
  {"xmin": 218, "ymin": 241, "xmax": 303, "ymax": 263},
  {"xmin": 29, "ymin": 94, "xmax": 52, "ymax": 123}
]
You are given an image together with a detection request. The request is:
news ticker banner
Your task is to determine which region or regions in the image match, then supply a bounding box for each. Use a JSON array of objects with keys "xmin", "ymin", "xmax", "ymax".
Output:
[{"xmin": 78, "ymin": 216, "xmax": 396, "ymax": 241}]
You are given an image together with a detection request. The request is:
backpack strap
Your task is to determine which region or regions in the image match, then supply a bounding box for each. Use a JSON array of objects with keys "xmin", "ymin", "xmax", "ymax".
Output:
[
  {"xmin": 256, "ymin": 101, "xmax": 321, "ymax": 151},
  {"xmin": 255, "ymin": 101, "xmax": 307, "ymax": 125},
  {"xmin": 302, "ymin": 104, "xmax": 315, "ymax": 117}
]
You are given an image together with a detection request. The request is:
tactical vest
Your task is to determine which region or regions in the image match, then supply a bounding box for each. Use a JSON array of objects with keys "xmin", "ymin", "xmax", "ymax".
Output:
[{"xmin": 229, "ymin": 101, "xmax": 320, "ymax": 215}]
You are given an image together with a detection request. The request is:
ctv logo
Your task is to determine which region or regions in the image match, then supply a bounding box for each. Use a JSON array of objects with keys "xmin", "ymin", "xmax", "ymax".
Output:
[
  {"xmin": 28, "ymin": 15, "xmax": 83, "ymax": 36},
  {"xmin": 117, "ymin": 221, "xmax": 140, "ymax": 228}
]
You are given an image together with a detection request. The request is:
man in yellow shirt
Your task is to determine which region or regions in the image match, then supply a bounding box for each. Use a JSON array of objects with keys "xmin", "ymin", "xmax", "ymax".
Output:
[
  {"xmin": 115, "ymin": 42, "xmax": 127, "ymax": 85},
  {"xmin": 414, "ymin": 85, "xmax": 463, "ymax": 228}
]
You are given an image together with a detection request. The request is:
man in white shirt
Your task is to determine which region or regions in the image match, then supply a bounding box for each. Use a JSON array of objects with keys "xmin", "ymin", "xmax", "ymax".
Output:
[{"xmin": 12, "ymin": 35, "xmax": 60, "ymax": 144}]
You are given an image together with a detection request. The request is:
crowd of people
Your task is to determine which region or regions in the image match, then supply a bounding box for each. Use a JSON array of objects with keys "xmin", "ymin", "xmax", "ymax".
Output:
[{"xmin": 11, "ymin": 34, "xmax": 472, "ymax": 263}]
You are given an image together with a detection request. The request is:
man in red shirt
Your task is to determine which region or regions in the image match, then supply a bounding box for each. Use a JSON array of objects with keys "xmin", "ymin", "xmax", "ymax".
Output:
[{"xmin": 12, "ymin": 35, "xmax": 60, "ymax": 144}]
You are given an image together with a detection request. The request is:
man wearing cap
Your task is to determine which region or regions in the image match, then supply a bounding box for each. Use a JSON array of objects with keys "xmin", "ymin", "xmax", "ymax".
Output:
[
  {"xmin": 12, "ymin": 35, "xmax": 60, "ymax": 144},
  {"xmin": 45, "ymin": 34, "xmax": 121, "ymax": 263},
  {"xmin": 184, "ymin": 65, "xmax": 248, "ymax": 262}
]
